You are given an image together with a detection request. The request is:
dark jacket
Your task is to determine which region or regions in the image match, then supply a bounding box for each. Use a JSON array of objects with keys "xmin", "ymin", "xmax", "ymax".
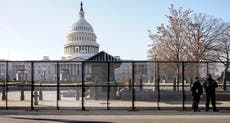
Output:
[
  {"xmin": 191, "ymin": 81, "xmax": 203, "ymax": 96},
  {"xmin": 203, "ymin": 78, "xmax": 218, "ymax": 94}
]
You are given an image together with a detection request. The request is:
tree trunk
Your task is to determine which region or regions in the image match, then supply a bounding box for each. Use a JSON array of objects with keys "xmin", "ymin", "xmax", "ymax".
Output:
[
  {"xmin": 176, "ymin": 64, "xmax": 180, "ymax": 91},
  {"xmin": 196, "ymin": 63, "xmax": 200, "ymax": 78},
  {"xmin": 223, "ymin": 64, "xmax": 228, "ymax": 90}
]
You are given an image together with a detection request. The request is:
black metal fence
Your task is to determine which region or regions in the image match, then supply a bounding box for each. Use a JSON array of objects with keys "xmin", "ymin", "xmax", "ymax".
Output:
[{"xmin": 0, "ymin": 61, "xmax": 229, "ymax": 110}]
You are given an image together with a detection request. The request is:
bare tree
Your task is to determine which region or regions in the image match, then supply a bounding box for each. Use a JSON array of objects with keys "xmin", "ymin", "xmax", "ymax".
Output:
[
  {"xmin": 189, "ymin": 15, "xmax": 230, "ymax": 90},
  {"xmin": 148, "ymin": 5, "xmax": 229, "ymax": 90},
  {"xmin": 187, "ymin": 14, "xmax": 225, "ymax": 61},
  {"xmin": 215, "ymin": 23, "xmax": 230, "ymax": 90},
  {"xmin": 148, "ymin": 5, "xmax": 192, "ymax": 90},
  {"xmin": 184, "ymin": 14, "xmax": 226, "ymax": 78}
]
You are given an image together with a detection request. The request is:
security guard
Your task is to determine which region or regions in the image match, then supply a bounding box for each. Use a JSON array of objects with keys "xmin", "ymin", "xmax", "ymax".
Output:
[
  {"xmin": 203, "ymin": 74, "xmax": 218, "ymax": 112},
  {"xmin": 191, "ymin": 77, "xmax": 203, "ymax": 112}
]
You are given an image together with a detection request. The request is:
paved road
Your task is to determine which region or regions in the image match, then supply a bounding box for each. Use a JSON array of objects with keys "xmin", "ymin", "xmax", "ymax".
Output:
[
  {"xmin": 0, "ymin": 110, "xmax": 230, "ymax": 123},
  {"xmin": 1, "ymin": 115, "xmax": 230, "ymax": 123}
]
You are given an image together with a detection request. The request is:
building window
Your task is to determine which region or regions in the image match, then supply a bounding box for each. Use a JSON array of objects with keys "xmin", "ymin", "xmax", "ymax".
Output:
[{"xmin": 76, "ymin": 47, "xmax": 78, "ymax": 53}]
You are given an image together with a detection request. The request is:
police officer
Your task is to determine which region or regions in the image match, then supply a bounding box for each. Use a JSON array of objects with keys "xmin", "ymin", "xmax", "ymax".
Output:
[
  {"xmin": 191, "ymin": 77, "xmax": 203, "ymax": 112},
  {"xmin": 203, "ymin": 74, "xmax": 218, "ymax": 112}
]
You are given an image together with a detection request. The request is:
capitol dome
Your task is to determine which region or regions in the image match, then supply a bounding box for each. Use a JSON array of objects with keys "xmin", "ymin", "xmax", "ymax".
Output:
[
  {"xmin": 71, "ymin": 19, "xmax": 94, "ymax": 32},
  {"xmin": 64, "ymin": 2, "xmax": 99, "ymax": 60}
]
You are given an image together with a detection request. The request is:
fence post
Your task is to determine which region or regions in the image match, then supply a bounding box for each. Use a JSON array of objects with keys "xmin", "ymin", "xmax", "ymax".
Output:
[
  {"xmin": 182, "ymin": 62, "xmax": 185, "ymax": 110},
  {"xmin": 81, "ymin": 61, "xmax": 85, "ymax": 110},
  {"xmin": 5, "ymin": 61, "xmax": 8, "ymax": 110},
  {"xmin": 30, "ymin": 61, "xmax": 34, "ymax": 110},
  {"xmin": 57, "ymin": 62, "xmax": 60, "ymax": 110},
  {"xmin": 107, "ymin": 62, "xmax": 110, "ymax": 110},
  {"xmin": 131, "ymin": 61, "xmax": 135, "ymax": 111},
  {"xmin": 157, "ymin": 62, "xmax": 160, "ymax": 110},
  {"xmin": 2, "ymin": 66, "xmax": 6, "ymax": 101}
]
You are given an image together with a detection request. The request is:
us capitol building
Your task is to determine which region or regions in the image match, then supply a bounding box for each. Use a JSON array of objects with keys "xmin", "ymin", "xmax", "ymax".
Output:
[
  {"xmin": 0, "ymin": 2, "xmax": 150, "ymax": 100},
  {"xmin": 0, "ymin": 2, "xmax": 121, "ymax": 83},
  {"xmin": 64, "ymin": 2, "xmax": 99, "ymax": 60},
  {"xmin": 0, "ymin": 2, "xmax": 149, "ymax": 89}
]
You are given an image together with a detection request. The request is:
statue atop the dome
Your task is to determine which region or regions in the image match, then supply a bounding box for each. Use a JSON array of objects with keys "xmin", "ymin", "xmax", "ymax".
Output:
[
  {"xmin": 80, "ymin": 1, "xmax": 83, "ymax": 11},
  {"xmin": 79, "ymin": 1, "xmax": 85, "ymax": 19}
]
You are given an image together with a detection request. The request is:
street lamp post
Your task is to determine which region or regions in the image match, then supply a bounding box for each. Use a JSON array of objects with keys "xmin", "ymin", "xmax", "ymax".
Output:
[{"xmin": 1, "ymin": 73, "xmax": 6, "ymax": 100}]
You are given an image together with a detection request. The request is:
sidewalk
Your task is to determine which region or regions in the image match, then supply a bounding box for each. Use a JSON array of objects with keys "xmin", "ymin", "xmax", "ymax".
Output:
[{"xmin": 0, "ymin": 110, "xmax": 230, "ymax": 123}]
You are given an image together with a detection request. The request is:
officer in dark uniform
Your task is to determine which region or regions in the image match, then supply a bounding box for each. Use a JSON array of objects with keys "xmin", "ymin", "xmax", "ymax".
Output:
[
  {"xmin": 203, "ymin": 74, "xmax": 218, "ymax": 112},
  {"xmin": 191, "ymin": 77, "xmax": 203, "ymax": 112}
]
